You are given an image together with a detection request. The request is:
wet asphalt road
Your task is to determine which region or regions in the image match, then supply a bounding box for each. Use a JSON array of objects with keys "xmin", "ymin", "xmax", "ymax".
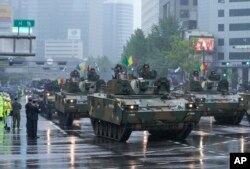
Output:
[{"xmin": 0, "ymin": 97, "xmax": 250, "ymax": 169}]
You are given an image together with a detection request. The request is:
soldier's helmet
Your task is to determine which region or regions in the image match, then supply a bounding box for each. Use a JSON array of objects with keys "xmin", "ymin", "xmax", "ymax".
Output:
[
  {"xmin": 143, "ymin": 64, "xmax": 149, "ymax": 70},
  {"xmin": 208, "ymin": 70, "xmax": 220, "ymax": 81},
  {"xmin": 70, "ymin": 70, "xmax": 80, "ymax": 78},
  {"xmin": 192, "ymin": 70, "xmax": 199, "ymax": 77}
]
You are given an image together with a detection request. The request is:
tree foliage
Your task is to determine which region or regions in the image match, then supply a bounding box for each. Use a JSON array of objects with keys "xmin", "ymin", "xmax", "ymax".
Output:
[
  {"xmin": 122, "ymin": 29, "xmax": 147, "ymax": 63},
  {"xmin": 121, "ymin": 16, "xmax": 198, "ymax": 76}
]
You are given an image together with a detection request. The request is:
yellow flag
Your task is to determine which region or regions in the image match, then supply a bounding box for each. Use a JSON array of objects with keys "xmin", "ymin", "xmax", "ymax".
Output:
[{"xmin": 128, "ymin": 56, "xmax": 133, "ymax": 66}]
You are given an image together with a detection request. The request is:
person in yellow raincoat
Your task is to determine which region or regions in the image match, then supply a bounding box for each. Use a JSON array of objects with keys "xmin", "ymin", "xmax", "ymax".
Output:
[{"xmin": 4, "ymin": 97, "xmax": 12, "ymax": 130}]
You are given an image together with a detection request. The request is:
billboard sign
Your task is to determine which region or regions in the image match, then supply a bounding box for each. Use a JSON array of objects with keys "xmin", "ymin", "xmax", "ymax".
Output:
[
  {"xmin": 0, "ymin": 4, "xmax": 11, "ymax": 21},
  {"xmin": 190, "ymin": 36, "xmax": 215, "ymax": 52},
  {"xmin": 68, "ymin": 29, "xmax": 81, "ymax": 40}
]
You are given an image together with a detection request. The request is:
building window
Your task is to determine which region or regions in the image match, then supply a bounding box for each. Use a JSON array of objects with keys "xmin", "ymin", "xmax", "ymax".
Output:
[
  {"xmin": 218, "ymin": 0, "xmax": 225, "ymax": 3},
  {"xmin": 193, "ymin": 0, "xmax": 197, "ymax": 6},
  {"xmin": 218, "ymin": 24, "xmax": 224, "ymax": 31},
  {"xmin": 180, "ymin": 10, "xmax": 189, "ymax": 18},
  {"xmin": 229, "ymin": 23, "xmax": 250, "ymax": 31},
  {"xmin": 229, "ymin": 37, "xmax": 250, "ymax": 45},
  {"xmin": 218, "ymin": 38, "xmax": 224, "ymax": 46},
  {"xmin": 218, "ymin": 10, "xmax": 224, "ymax": 17},
  {"xmin": 229, "ymin": 0, "xmax": 250, "ymax": 2},
  {"xmin": 229, "ymin": 52, "xmax": 250, "ymax": 60},
  {"xmin": 229, "ymin": 8, "xmax": 250, "ymax": 17},
  {"xmin": 218, "ymin": 53, "xmax": 224, "ymax": 60},
  {"xmin": 180, "ymin": 0, "xmax": 189, "ymax": 5},
  {"xmin": 163, "ymin": 3, "xmax": 170, "ymax": 18}
]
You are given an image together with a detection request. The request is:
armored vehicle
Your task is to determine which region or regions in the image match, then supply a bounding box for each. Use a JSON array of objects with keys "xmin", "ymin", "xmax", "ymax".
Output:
[
  {"xmin": 40, "ymin": 80, "xmax": 61, "ymax": 119},
  {"xmin": 238, "ymin": 92, "xmax": 250, "ymax": 124},
  {"xmin": 88, "ymin": 64, "xmax": 201, "ymax": 142},
  {"xmin": 55, "ymin": 69, "xmax": 104, "ymax": 127},
  {"xmin": 188, "ymin": 70, "xmax": 246, "ymax": 125}
]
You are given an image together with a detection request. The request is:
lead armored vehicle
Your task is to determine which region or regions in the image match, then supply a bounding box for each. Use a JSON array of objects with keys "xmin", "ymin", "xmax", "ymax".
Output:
[
  {"xmin": 88, "ymin": 64, "xmax": 201, "ymax": 142},
  {"xmin": 55, "ymin": 69, "xmax": 104, "ymax": 127},
  {"xmin": 188, "ymin": 70, "xmax": 246, "ymax": 125}
]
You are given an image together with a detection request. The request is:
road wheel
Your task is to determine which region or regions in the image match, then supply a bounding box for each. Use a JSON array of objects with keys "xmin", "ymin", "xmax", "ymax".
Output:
[
  {"xmin": 91, "ymin": 119, "xmax": 100, "ymax": 136},
  {"xmin": 214, "ymin": 111, "xmax": 244, "ymax": 125},
  {"xmin": 173, "ymin": 123, "xmax": 193, "ymax": 140},
  {"xmin": 58, "ymin": 111, "xmax": 66, "ymax": 126},
  {"xmin": 66, "ymin": 113, "xmax": 74, "ymax": 127},
  {"xmin": 246, "ymin": 113, "xmax": 250, "ymax": 125},
  {"xmin": 115, "ymin": 125, "xmax": 132, "ymax": 142},
  {"xmin": 108, "ymin": 123, "xmax": 113, "ymax": 138}
]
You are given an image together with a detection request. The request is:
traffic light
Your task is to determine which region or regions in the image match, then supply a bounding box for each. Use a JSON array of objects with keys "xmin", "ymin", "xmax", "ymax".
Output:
[
  {"xmin": 223, "ymin": 73, "xmax": 227, "ymax": 77},
  {"xmin": 221, "ymin": 62, "xmax": 230, "ymax": 66},
  {"xmin": 242, "ymin": 61, "xmax": 250, "ymax": 65},
  {"xmin": 8, "ymin": 57, "xmax": 14, "ymax": 66}
]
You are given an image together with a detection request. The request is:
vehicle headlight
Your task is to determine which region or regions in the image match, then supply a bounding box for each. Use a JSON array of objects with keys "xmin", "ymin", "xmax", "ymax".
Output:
[
  {"xmin": 64, "ymin": 99, "xmax": 76, "ymax": 103},
  {"xmin": 124, "ymin": 105, "xmax": 139, "ymax": 111},
  {"xmin": 46, "ymin": 93, "xmax": 50, "ymax": 96},
  {"xmin": 185, "ymin": 103, "xmax": 196, "ymax": 109},
  {"xmin": 195, "ymin": 97, "xmax": 206, "ymax": 103},
  {"xmin": 67, "ymin": 99, "xmax": 75, "ymax": 103},
  {"xmin": 239, "ymin": 97, "xmax": 244, "ymax": 102}
]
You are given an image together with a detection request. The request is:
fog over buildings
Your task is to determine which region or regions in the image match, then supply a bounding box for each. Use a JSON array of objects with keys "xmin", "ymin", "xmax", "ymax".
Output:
[{"xmin": 0, "ymin": 0, "xmax": 141, "ymax": 64}]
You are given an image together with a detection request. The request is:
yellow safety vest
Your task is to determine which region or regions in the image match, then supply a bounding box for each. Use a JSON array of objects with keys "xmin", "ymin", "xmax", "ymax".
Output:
[
  {"xmin": 6, "ymin": 101, "xmax": 12, "ymax": 116},
  {"xmin": 0, "ymin": 96, "xmax": 3, "ymax": 117}
]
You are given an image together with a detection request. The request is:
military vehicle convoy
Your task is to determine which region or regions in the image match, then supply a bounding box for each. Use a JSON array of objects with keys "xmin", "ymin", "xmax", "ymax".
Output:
[
  {"xmin": 188, "ymin": 70, "xmax": 246, "ymax": 125},
  {"xmin": 54, "ymin": 69, "xmax": 104, "ymax": 127},
  {"xmin": 88, "ymin": 64, "xmax": 201, "ymax": 142}
]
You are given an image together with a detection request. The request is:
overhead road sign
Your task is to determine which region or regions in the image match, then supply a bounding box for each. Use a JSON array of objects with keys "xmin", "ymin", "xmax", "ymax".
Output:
[{"xmin": 14, "ymin": 19, "xmax": 35, "ymax": 27}]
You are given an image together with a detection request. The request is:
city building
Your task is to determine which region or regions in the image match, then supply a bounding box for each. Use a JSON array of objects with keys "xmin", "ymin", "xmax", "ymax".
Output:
[
  {"xmin": 142, "ymin": 0, "xmax": 198, "ymax": 35},
  {"xmin": 0, "ymin": 1, "xmax": 12, "ymax": 32},
  {"xmin": 45, "ymin": 39, "xmax": 83, "ymax": 60},
  {"xmin": 103, "ymin": 0, "xmax": 133, "ymax": 63},
  {"xmin": 198, "ymin": 0, "xmax": 250, "ymax": 87}
]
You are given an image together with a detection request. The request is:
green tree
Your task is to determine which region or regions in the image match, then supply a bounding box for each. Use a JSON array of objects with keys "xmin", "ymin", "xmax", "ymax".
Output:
[
  {"xmin": 122, "ymin": 29, "xmax": 147, "ymax": 63},
  {"xmin": 164, "ymin": 35, "xmax": 200, "ymax": 73},
  {"xmin": 142, "ymin": 16, "xmax": 183, "ymax": 74},
  {"xmin": 146, "ymin": 16, "xmax": 182, "ymax": 52}
]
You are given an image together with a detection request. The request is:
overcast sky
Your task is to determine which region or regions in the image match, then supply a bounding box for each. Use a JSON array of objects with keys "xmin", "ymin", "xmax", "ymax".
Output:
[{"xmin": 133, "ymin": 0, "xmax": 141, "ymax": 30}]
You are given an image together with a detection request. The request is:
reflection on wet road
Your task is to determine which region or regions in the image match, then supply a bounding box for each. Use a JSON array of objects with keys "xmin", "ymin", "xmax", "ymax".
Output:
[{"xmin": 1, "ymin": 97, "xmax": 250, "ymax": 168}]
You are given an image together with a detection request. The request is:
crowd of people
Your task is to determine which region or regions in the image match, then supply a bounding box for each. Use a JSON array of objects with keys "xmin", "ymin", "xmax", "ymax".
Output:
[{"xmin": 0, "ymin": 92, "xmax": 40, "ymax": 139}]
